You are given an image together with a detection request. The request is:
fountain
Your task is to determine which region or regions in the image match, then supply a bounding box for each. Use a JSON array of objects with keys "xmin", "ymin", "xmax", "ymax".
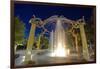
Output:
[{"xmin": 50, "ymin": 18, "xmax": 69, "ymax": 57}]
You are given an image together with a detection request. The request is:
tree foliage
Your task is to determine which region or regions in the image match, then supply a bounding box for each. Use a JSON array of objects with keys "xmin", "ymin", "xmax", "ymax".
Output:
[
  {"xmin": 40, "ymin": 35, "xmax": 49, "ymax": 49},
  {"xmin": 85, "ymin": 16, "xmax": 95, "ymax": 44},
  {"xmin": 15, "ymin": 17, "xmax": 25, "ymax": 44}
]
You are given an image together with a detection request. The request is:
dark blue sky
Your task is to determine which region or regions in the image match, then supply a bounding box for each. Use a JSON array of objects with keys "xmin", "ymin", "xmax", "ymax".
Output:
[{"xmin": 14, "ymin": 3, "xmax": 93, "ymax": 39}]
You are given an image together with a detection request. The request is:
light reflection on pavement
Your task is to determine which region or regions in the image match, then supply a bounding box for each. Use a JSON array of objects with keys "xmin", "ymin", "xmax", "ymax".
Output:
[{"xmin": 15, "ymin": 49, "xmax": 91, "ymax": 66}]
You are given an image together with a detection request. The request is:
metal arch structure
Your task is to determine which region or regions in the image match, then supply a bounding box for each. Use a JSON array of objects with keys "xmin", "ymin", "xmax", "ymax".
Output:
[
  {"xmin": 43, "ymin": 15, "xmax": 75, "ymax": 25},
  {"xmin": 44, "ymin": 16, "xmax": 89, "ymax": 60},
  {"xmin": 24, "ymin": 15, "xmax": 90, "ymax": 63}
]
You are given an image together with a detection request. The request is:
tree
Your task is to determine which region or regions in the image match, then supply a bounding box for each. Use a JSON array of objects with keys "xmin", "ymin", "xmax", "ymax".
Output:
[
  {"xmin": 85, "ymin": 18, "xmax": 94, "ymax": 44},
  {"xmin": 40, "ymin": 35, "xmax": 49, "ymax": 49},
  {"xmin": 15, "ymin": 17, "xmax": 25, "ymax": 44},
  {"xmin": 14, "ymin": 17, "xmax": 25, "ymax": 52}
]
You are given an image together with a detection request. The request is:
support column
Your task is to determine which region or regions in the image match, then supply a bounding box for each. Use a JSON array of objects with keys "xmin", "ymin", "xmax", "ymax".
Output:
[
  {"xmin": 79, "ymin": 23, "xmax": 90, "ymax": 60},
  {"xmin": 37, "ymin": 35, "xmax": 41, "ymax": 49},
  {"xmin": 25, "ymin": 23, "xmax": 36, "ymax": 62},
  {"xmin": 74, "ymin": 34, "xmax": 79, "ymax": 54},
  {"xmin": 72, "ymin": 31, "xmax": 80, "ymax": 58}
]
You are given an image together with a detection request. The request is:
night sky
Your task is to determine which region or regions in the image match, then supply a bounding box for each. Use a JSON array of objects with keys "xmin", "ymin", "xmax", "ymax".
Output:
[{"xmin": 14, "ymin": 3, "xmax": 93, "ymax": 39}]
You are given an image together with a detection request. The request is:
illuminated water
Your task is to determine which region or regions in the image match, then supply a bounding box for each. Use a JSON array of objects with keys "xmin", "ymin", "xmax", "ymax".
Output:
[{"xmin": 50, "ymin": 19, "xmax": 69, "ymax": 57}]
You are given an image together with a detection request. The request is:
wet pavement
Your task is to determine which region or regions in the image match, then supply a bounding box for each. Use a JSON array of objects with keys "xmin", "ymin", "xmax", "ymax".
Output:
[{"xmin": 15, "ymin": 49, "xmax": 93, "ymax": 66}]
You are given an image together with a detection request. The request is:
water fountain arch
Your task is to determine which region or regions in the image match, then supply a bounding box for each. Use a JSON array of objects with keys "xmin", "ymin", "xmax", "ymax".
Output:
[
  {"xmin": 25, "ymin": 15, "xmax": 90, "ymax": 63},
  {"xmin": 42, "ymin": 16, "xmax": 77, "ymax": 57}
]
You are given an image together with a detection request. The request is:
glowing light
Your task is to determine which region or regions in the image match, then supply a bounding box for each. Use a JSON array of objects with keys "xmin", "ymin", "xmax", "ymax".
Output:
[
  {"xmin": 51, "ymin": 43, "xmax": 67, "ymax": 57},
  {"xmin": 67, "ymin": 49, "xmax": 70, "ymax": 55},
  {"xmin": 22, "ymin": 56, "xmax": 25, "ymax": 62},
  {"xmin": 56, "ymin": 43, "xmax": 66, "ymax": 56},
  {"xmin": 27, "ymin": 51, "xmax": 31, "ymax": 55},
  {"xmin": 31, "ymin": 54, "xmax": 33, "ymax": 60},
  {"xmin": 50, "ymin": 19, "xmax": 70, "ymax": 57}
]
